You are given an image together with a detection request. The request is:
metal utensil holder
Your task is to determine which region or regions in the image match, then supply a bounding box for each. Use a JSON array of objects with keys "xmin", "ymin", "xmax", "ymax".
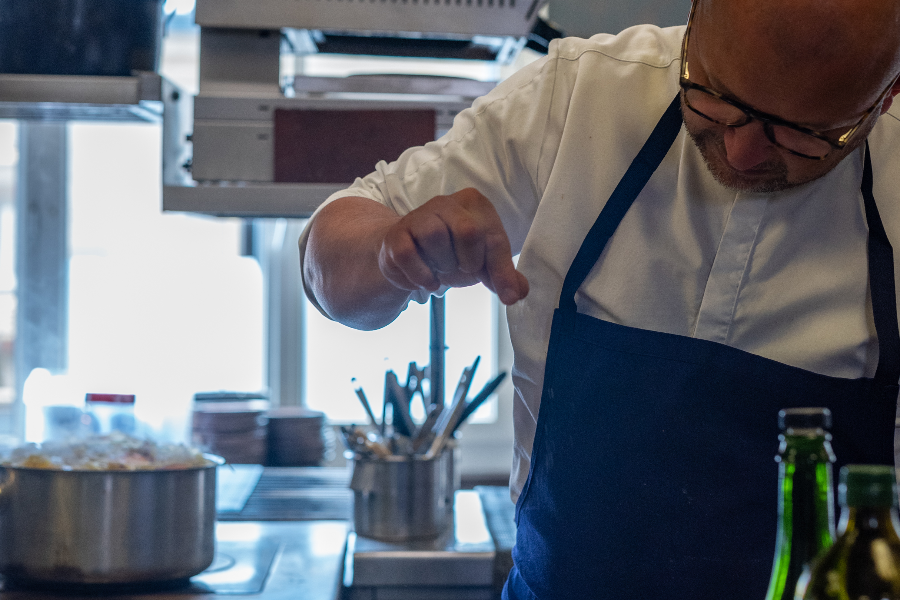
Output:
[{"xmin": 350, "ymin": 445, "xmax": 459, "ymax": 542}]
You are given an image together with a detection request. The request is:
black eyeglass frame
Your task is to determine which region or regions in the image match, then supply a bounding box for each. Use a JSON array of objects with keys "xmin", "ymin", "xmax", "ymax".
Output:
[{"xmin": 679, "ymin": 0, "xmax": 897, "ymax": 160}]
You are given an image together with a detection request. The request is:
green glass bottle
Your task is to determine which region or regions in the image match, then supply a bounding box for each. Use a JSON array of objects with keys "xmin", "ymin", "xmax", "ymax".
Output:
[
  {"xmin": 765, "ymin": 408, "xmax": 836, "ymax": 600},
  {"xmin": 798, "ymin": 464, "xmax": 900, "ymax": 600}
]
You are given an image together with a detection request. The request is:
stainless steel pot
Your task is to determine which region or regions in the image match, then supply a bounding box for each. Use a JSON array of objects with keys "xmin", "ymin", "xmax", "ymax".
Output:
[
  {"xmin": 0, "ymin": 455, "xmax": 222, "ymax": 586},
  {"xmin": 350, "ymin": 446, "xmax": 458, "ymax": 542}
]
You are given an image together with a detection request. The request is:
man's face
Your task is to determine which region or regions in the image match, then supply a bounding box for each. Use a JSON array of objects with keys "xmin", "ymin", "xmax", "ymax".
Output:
[
  {"xmin": 680, "ymin": 3, "xmax": 888, "ymax": 194},
  {"xmin": 682, "ymin": 108, "xmax": 872, "ymax": 193}
]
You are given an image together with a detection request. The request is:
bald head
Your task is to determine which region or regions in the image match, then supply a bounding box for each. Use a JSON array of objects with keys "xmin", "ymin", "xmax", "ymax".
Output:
[{"xmin": 695, "ymin": 0, "xmax": 900, "ymax": 121}]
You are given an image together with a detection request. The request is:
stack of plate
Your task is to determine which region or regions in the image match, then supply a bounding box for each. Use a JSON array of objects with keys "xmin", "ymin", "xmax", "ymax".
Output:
[
  {"xmin": 266, "ymin": 407, "xmax": 328, "ymax": 467},
  {"xmin": 192, "ymin": 392, "xmax": 269, "ymax": 464}
]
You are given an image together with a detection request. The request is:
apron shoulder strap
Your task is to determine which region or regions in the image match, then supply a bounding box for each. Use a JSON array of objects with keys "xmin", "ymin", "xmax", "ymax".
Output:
[
  {"xmin": 559, "ymin": 94, "xmax": 683, "ymax": 313},
  {"xmin": 555, "ymin": 101, "xmax": 900, "ymax": 390},
  {"xmin": 861, "ymin": 142, "xmax": 900, "ymax": 387}
]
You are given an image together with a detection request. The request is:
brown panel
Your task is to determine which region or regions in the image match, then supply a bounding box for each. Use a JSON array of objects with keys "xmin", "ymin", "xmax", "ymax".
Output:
[{"xmin": 274, "ymin": 109, "xmax": 436, "ymax": 184}]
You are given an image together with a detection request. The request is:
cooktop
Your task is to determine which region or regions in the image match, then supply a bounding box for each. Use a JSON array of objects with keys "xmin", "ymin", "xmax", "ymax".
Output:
[
  {"xmin": 0, "ymin": 520, "xmax": 349, "ymax": 600},
  {"xmin": 0, "ymin": 466, "xmax": 515, "ymax": 600}
]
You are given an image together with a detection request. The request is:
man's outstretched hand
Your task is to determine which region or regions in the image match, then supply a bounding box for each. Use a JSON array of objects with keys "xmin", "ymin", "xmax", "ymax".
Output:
[{"xmin": 377, "ymin": 188, "xmax": 529, "ymax": 306}]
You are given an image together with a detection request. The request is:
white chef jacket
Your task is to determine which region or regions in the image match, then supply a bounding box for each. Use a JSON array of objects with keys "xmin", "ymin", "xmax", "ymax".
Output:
[{"xmin": 299, "ymin": 24, "xmax": 900, "ymax": 501}]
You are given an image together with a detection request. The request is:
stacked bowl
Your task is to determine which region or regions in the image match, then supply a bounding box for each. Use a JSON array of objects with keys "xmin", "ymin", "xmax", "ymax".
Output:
[
  {"xmin": 266, "ymin": 407, "xmax": 329, "ymax": 466},
  {"xmin": 191, "ymin": 392, "xmax": 269, "ymax": 465}
]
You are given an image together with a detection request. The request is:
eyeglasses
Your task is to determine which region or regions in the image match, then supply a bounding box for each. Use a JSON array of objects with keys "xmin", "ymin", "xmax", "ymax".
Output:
[{"xmin": 679, "ymin": 0, "xmax": 896, "ymax": 160}]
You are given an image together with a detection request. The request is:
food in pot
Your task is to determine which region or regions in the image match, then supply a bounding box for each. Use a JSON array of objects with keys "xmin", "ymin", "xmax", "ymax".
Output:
[{"xmin": 2, "ymin": 432, "xmax": 212, "ymax": 471}]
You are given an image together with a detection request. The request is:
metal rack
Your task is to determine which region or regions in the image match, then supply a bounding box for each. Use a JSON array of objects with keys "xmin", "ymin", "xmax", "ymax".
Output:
[
  {"xmin": 0, "ymin": 71, "xmax": 168, "ymax": 123},
  {"xmin": 196, "ymin": 0, "xmax": 544, "ymax": 37},
  {"xmin": 156, "ymin": 0, "xmax": 541, "ymax": 218},
  {"xmin": 163, "ymin": 79, "xmax": 493, "ymax": 217},
  {"xmin": 0, "ymin": 0, "xmax": 547, "ymax": 219},
  {"xmin": 0, "ymin": 27, "xmax": 532, "ymax": 219}
]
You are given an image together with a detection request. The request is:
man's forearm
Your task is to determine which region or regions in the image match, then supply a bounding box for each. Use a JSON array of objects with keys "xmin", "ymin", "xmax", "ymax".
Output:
[
  {"xmin": 303, "ymin": 196, "xmax": 414, "ymax": 331},
  {"xmin": 303, "ymin": 189, "xmax": 528, "ymax": 330}
]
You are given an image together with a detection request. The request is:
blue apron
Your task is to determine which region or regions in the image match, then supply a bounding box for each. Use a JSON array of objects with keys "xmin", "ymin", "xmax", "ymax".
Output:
[{"xmin": 503, "ymin": 95, "xmax": 900, "ymax": 600}]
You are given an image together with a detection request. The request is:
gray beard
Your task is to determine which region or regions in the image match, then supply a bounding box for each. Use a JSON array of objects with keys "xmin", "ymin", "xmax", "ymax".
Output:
[{"xmin": 685, "ymin": 126, "xmax": 794, "ymax": 193}]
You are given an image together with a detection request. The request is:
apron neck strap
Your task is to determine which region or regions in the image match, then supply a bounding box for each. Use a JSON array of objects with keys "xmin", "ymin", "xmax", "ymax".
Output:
[
  {"xmin": 556, "ymin": 99, "xmax": 900, "ymax": 387},
  {"xmin": 559, "ymin": 94, "xmax": 683, "ymax": 313},
  {"xmin": 861, "ymin": 141, "xmax": 900, "ymax": 385}
]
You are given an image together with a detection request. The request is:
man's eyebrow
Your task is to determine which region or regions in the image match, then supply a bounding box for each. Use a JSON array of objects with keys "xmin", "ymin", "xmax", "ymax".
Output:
[
  {"xmin": 703, "ymin": 66, "xmax": 857, "ymax": 132},
  {"xmin": 701, "ymin": 67, "xmax": 758, "ymax": 113},
  {"xmin": 702, "ymin": 68, "xmax": 736, "ymax": 99}
]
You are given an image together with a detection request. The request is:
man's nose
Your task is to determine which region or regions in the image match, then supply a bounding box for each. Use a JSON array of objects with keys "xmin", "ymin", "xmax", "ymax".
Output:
[{"xmin": 722, "ymin": 120, "xmax": 775, "ymax": 171}]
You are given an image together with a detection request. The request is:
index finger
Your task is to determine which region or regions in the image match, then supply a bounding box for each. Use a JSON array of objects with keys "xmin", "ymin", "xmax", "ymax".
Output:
[{"xmin": 481, "ymin": 230, "xmax": 528, "ymax": 305}]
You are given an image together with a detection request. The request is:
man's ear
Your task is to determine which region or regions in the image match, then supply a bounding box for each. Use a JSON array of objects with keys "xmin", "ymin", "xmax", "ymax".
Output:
[{"xmin": 879, "ymin": 77, "xmax": 900, "ymax": 114}]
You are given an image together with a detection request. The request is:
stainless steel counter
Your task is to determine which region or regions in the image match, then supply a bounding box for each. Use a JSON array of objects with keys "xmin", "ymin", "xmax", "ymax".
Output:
[
  {"xmin": 0, "ymin": 467, "xmax": 515, "ymax": 600},
  {"xmin": 0, "ymin": 520, "xmax": 349, "ymax": 600},
  {"xmin": 344, "ymin": 491, "xmax": 496, "ymax": 600}
]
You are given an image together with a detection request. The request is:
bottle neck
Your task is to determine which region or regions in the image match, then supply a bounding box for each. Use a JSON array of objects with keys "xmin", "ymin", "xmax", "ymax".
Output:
[
  {"xmin": 777, "ymin": 458, "xmax": 835, "ymax": 548},
  {"xmin": 839, "ymin": 506, "xmax": 900, "ymax": 540},
  {"xmin": 776, "ymin": 435, "xmax": 835, "ymax": 544},
  {"xmin": 765, "ymin": 436, "xmax": 835, "ymax": 600}
]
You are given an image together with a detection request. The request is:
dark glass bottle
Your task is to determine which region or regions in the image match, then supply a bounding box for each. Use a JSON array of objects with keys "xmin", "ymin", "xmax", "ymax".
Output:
[
  {"xmin": 764, "ymin": 408, "xmax": 836, "ymax": 600},
  {"xmin": 799, "ymin": 464, "xmax": 900, "ymax": 600}
]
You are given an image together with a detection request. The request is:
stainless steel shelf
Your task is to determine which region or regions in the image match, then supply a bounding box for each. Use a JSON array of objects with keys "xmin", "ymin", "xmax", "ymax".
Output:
[
  {"xmin": 196, "ymin": 0, "xmax": 542, "ymax": 38},
  {"xmin": 161, "ymin": 81, "xmax": 488, "ymax": 218},
  {"xmin": 0, "ymin": 72, "xmax": 169, "ymax": 123},
  {"xmin": 0, "ymin": 72, "xmax": 492, "ymax": 218},
  {"xmin": 163, "ymin": 183, "xmax": 345, "ymax": 218}
]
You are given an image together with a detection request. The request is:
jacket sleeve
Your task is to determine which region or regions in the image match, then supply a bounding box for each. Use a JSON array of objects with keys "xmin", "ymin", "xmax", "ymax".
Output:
[{"xmin": 298, "ymin": 48, "xmax": 564, "ymax": 307}]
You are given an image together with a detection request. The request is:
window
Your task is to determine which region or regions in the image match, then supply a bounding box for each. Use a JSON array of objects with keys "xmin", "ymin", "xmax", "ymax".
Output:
[
  {"xmin": 304, "ymin": 285, "xmax": 499, "ymax": 425},
  {"xmin": 20, "ymin": 122, "xmax": 265, "ymax": 444},
  {"xmin": 0, "ymin": 122, "xmax": 17, "ymax": 415},
  {"xmin": 11, "ymin": 10, "xmax": 265, "ymax": 444}
]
